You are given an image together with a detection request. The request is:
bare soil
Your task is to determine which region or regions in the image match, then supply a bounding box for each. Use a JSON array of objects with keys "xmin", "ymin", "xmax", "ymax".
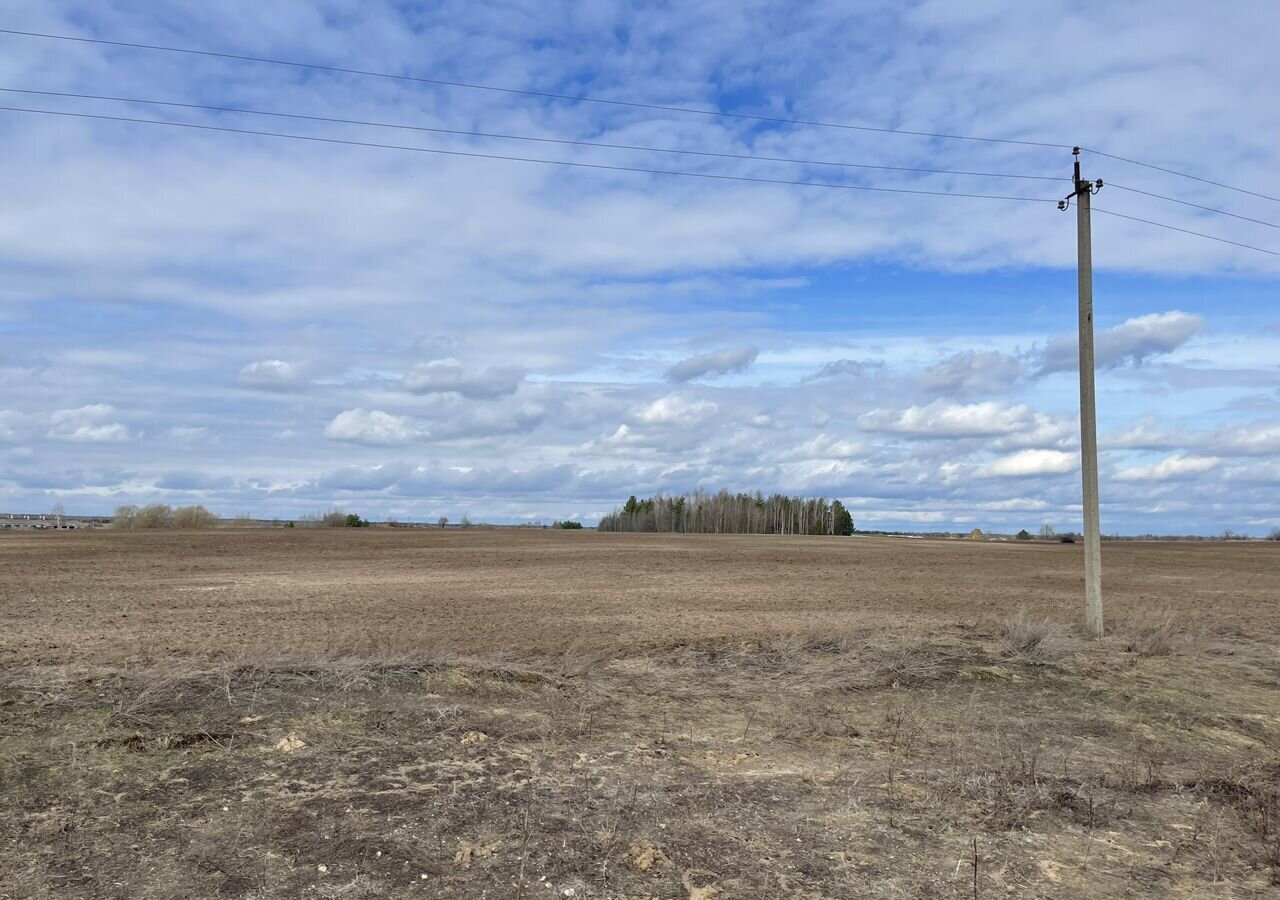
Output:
[{"xmin": 2, "ymin": 530, "xmax": 1278, "ymax": 898}]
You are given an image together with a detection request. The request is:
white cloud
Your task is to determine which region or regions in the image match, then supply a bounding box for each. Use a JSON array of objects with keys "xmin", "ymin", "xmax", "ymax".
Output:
[
  {"xmin": 237, "ymin": 359, "xmax": 301, "ymax": 390},
  {"xmin": 1, "ymin": 4, "xmax": 1277, "ymax": 534},
  {"xmin": 402, "ymin": 360, "xmax": 525, "ymax": 399},
  {"xmin": 1038, "ymin": 312, "xmax": 1204, "ymax": 375},
  {"xmin": 0, "ymin": 410, "xmax": 24, "ymax": 441},
  {"xmin": 47, "ymin": 405, "xmax": 129, "ymax": 443},
  {"xmin": 635, "ymin": 394, "xmax": 718, "ymax": 426},
  {"xmin": 979, "ymin": 449, "xmax": 1078, "ymax": 477},
  {"xmin": 665, "ymin": 347, "xmax": 758, "ymax": 382},
  {"xmin": 323, "ymin": 409, "xmax": 416, "ymax": 445},
  {"xmin": 859, "ymin": 401, "xmax": 1040, "ymax": 438},
  {"xmin": 920, "ymin": 350, "xmax": 1024, "ymax": 395},
  {"xmin": 166, "ymin": 426, "xmax": 209, "ymax": 441},
  {"xmin": 785, "ymin": 434, "xmax": 865, "ymax": 460},
  {"xmin": 803, "ymin": 359, "xmax": 877, "ymax": 382},
  {"xmin": 1210, "ymin": 422, "xmax": 1280, "ymax": 457},
  {"xmin": 1115, "ymin": 454, "xmax": 1221, "ymax": 481},
  {"xmin": 1102, "ymin": 415, "xmax": 1182, "ymax": 450}
]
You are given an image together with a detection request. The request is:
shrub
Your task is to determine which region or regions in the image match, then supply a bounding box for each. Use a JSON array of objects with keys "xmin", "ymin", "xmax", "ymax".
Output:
[
  {"xmin": 172, "ymin": 505, "xmax": 218, "ymax": 528},
  {"xmin": 113, "ymin": 504, "xmax": 216, "ymax": 529},
  {"xmin": 999, "ymin": 609, "xmax": 1063, "ymax": 662},
  {"xmin": 553, "ymin": 520, "xmax": 584, "ymax": 529},
  {"xmin": 134, "ymin": 504, "xmax": 175, "ymax": 529},
  {"xmin": 1125, "ymin": 613, "xmax": 1181, "ymax": 657},
  {"xmin": 344, "ymin": 513, "xmax": 368, "ymax": 528},
  {"xmin": 111, "ymin": 505, "xmax": 140, "ymax": 528}
]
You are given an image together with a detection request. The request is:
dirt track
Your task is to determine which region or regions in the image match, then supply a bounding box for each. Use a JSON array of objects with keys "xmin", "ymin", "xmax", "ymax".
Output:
[{"xmin": 3, "ymin": 529, "xmax": 1276, "ymax": 665}]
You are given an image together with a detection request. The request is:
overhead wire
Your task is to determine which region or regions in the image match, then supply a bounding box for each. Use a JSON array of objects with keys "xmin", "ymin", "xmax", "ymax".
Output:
[
  {"xmin": 0, "ymin": 87, "xmax": 1066, "ymax": 183},
  {"xmin": 1083, "ymin": 147, "xmax": 1280, "ymax": 205},
  {"xmin": 0, "ymin": 27, "xmax": 1070, "ymax": 150},
  {"xmin": 1107, "ymin": 183, "xmax": 1279, "ymax": 230},
  {"xmin": 0, "ymin": 105, "xmax": 1062, "ymax": 203},
  {"xmin": 6, "ymin": 30, "xmax": 1277, "ymax": 209},
  {"xmin": 1092, "ymin": 208, "xmax": 1280, "ymax": 257},
  {"xmin": 4, "ymin": 104, "xmax": 1277, "ymax": 256}
]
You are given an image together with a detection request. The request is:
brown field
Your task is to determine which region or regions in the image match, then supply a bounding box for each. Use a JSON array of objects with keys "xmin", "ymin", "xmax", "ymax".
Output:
[{"xmin": 2, "ymin": 529, "xmax": 1278, "ymax": 898}]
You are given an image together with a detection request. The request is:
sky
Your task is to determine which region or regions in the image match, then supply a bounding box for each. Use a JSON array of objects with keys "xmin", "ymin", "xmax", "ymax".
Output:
[{"xmin": 1, "ymin": 1, "xmax": 1278, "ymax": 534}]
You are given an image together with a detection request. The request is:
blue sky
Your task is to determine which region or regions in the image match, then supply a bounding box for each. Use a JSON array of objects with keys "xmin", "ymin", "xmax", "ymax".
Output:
[{"xmin": 1, "ymin": 1, "xmax": 1278, "ymax": 533}]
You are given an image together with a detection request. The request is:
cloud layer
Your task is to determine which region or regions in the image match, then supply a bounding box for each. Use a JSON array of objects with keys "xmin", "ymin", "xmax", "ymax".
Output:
[{"xmin": 0, "ymin": 3, "xmax": 1277, "ymax": 534}]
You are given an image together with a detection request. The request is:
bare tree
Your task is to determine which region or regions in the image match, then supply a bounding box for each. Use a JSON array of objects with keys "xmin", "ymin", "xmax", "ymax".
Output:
[
  {"xmin": 598, "ymin": 491, "xmax": 854, "ymax": 536},
  {"xmin": 51, "ymin": 502, "xmax": 65, "ymax": 527},
  {"xmin": 437, "ymin": 516, "xmax": 449, "ymax": 529},
  {"xmin": 1039, "ymin": 523, "xmax": 1056, "ymax": 539}
]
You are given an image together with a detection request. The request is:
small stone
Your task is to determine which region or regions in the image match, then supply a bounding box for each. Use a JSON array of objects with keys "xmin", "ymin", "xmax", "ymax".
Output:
[
  {"xmin": 460, "ymin": 730, "xmax": 488, "ymax": 746},
  {"xmin": 317, "ymin": 864, "xmax": 328, "ymax": 874}
]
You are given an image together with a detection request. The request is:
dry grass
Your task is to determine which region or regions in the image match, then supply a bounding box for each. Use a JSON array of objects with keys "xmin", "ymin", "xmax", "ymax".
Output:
[
  {"xmin": 1122, "ymin": 610, "xmax": 1186, "ymax": 657},
  {"xmin": 3, "ymin": 532, "xmax": 1278, "ymax": 897},
  {"xmin": 4, "ymin": 623, "xmax": 1279, "ymax": 898}
]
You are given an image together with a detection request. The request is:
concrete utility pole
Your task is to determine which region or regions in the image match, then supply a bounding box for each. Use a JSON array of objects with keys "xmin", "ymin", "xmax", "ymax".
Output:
[{"xmin": 1060, "ymin": 149, "xmax": 1104, "ymax": 637}]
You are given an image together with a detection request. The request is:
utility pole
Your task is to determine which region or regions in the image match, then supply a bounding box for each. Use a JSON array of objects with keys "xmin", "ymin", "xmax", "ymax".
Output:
[{"xmin": 1060, "ymin": 149, "xmax": 1104, "ymax": 637}]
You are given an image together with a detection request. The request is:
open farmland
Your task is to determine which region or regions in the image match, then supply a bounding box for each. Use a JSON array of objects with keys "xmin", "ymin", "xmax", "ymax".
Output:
[{"xmin": 2, "ymin": 530, "xmax": 1279, "ymax": 898}]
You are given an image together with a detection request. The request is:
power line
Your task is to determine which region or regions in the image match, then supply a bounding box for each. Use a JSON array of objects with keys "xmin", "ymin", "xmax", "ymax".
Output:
[
  {"xmin": 9, "ymin": 30, "xmax": 1276, "ymax": 208},
  {"xmin": 5, "ymin": 106, "xmax": 1272, "ymax": 259},
  {"xmin": 0, "ymin": 105, "xmax": 1062, "ymax": 203},
  {"xmin": 1108, "ymin": 183, "xmax": 1280, "ymax": 230},
  {"xmin": 1093, "ymin": 208, "xmax": 1280, "ymax": 257},
  {"xmin": 1084, "ymin": 148, "xmax": 1280, "ymax": 206},
  {"xmin": 0, "ymin": 27, "xmax": 1070, "ymax": 150},
  {"xmin": 0, "ymin": 87, "xmax": 1066, "ymax": 183}
]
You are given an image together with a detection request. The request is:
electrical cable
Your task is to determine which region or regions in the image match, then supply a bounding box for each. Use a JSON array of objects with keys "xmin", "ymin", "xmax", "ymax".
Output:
[
  {"xmin": 1093, "ymin": 208, "xmax": 1280, "ymax": 257},
  {"xmin": 0, "ymin": 28, "xmax": 1070, "ymax": 149},
  {"xmin": 1108, "ymin": 182, "xmax": 1279, "ymax": 230},
  {"xmin": 0, "ymin": 104, "xmax": 1062, "ymax": 203},
  {"xmin": 0, "ymin": 86, "xmax": 1065, "ymax": 183},
  {"xmin": 1084, "ymin": 147, "xmax": 1280, "ymax": 205}
]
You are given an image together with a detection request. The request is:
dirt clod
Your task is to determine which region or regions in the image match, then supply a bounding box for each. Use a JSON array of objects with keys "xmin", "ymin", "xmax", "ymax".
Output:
[
  {"xmin": 628, "ymin": 840, "xmax": 673, "ymax": 872},
  {"xmin": 274, "ymin": 732, "xmax": 305, "ymax": 752}
]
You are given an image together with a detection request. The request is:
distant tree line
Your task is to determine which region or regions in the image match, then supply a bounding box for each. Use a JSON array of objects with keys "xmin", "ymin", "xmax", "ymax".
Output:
[
  {"xmin": 298, "ymin": 507, "xmax": 368, "ymax": 527},
  {"xmin": 597, "ymin": 491, "xmax": 854, "ymax": 535},
  {"xmin": 113, "ymin": 504, "xmax": 218, "ymax": 529}
]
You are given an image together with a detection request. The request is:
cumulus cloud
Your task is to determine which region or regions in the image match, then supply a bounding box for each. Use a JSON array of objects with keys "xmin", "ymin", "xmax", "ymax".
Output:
[
  {"xmin": 858, "ymin": 401, "xmax": 1041, "ymax": 438},
  {"xmin": 0, "ymin": 410, "xmax": 24, "ymax": 441},
  {"xmin": 979, "ymin": 449, "xmax": 1078, "ymax": 477},
  {"xmin": 318, "ymin": 463, "xmax": 413, "ymax": 491},
  {"xmin": 802, "ymin": 359, "xmax": 876, "ymax": 382},
  {"xmin": 785, "ymin": 434, "xmax": 865, "ymax": 460},
  {"xmin": 1115, "ymin": 454, "xmax": 1221, "ymax": 481},
  {"xmin": 665, "ymin": 347, "xmax": 758, "ymax": 382},
  {"xmin": 1209, "ymin": 422, "xmax": 1280, "ymax": 457},
  {"xmin": 323, "ymin": 409, "xmax": 416, "ymax": 445},
  {"xmin": 47, "ymin": 405, "xmax": 130, "ymax": 443},
  {"xmin": 1037, "ymin": 312, "xmax": 1204, "ymax": 375},
  {"xmin": 401, "ymin": 360, "xmax": 524, "ymax": 399},
  {"xmin": 1102, "ymin": 415, "xmax": 1182, "ymax": 450},
  {"xmin": 635, "ymin": 394, "xmax": 718, "ymax": 426},
  {"xmin": 920, "ymin": 350, "xmax": 1025, "ymax": 395},
  {"xmin": 155, "ymin": 471, "xmax": 235, "ymax": 490},
  {"xmin": 238, "ymin": 359, "xmax": 302, "ymax": 390}
]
